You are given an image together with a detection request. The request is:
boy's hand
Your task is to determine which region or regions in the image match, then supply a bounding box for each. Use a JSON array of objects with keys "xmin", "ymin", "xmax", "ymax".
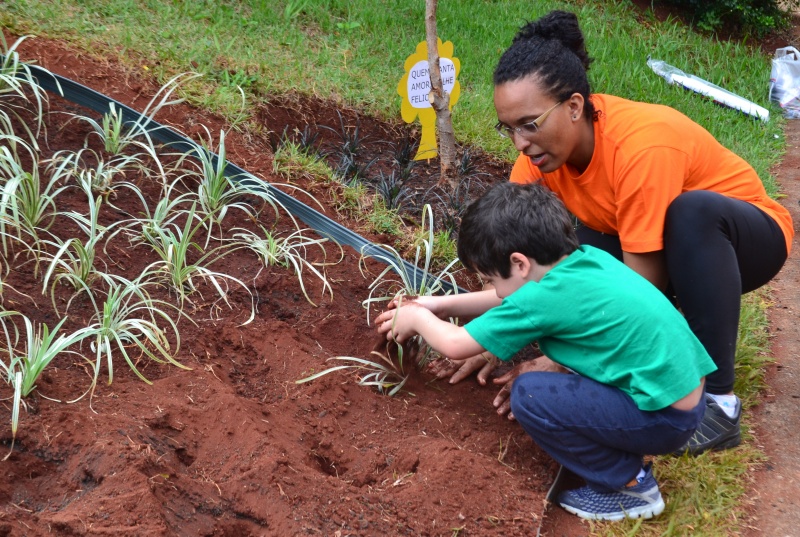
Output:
[
  {"xmin": 492, "ymin": 356, "xmax": 567, "ymax": 420},
  {"xmin": 427, "ymin": 353, "xmax": 499, "ymax": 385},
  {"xmin": 376, "ymin": 301, "xmax": 424, "ymax": 343},
  {"xmin": 382, "ymin": 293, "xmax": 446, "ymax": 318}
]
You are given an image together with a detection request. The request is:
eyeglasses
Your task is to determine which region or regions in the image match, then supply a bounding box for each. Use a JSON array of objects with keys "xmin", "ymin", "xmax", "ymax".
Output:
[{"xmin": 495, "ymin": 101, "xmax": 563, "ymax": 139}]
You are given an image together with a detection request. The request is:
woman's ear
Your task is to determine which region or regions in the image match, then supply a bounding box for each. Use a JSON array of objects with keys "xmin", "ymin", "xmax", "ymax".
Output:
[{"xmin": 567, "ymin": 93, "xmax": 585, "ymax": 121}]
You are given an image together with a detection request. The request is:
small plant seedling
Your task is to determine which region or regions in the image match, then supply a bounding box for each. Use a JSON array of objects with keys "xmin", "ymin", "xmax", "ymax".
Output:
[
  {"xmin": 321, "ymin": 110, "xmax": 370, "ymax": 159},
  {"xmin": 277, "ymin": 125, "xmax": 323, "ymax": 158},
  {"xmin": 0, "ymin": 34, "xmax": 55, "ymax": 142},
  {"xmin": 140, "ymin": 203, "xmax": 255, "ymax": 323},
  {"xmin": 0, "ymin": 142, "xmax": 71, "ymax": 253},
  {"xmin": 82, "ymin": 272, "xmax": 192, "ymax": 403},
  {"xmin": 374, "ymin": 170, "xmax": 410, "ymax": 211},
  {"xmin": 295, "ymin": 349, "xmax": 410, "ymax": 396},
  {"xmin": 297, "ymin": 209, "xmax": 458, "ymax": 396},
  {"xmin": 426, "ymin": 178, "xmax": 477, "ymax": 236},
  {"xmin": 360, "ymin": 204, "xmax": 460, "ymax": 322},
  {"xmin": 230, "ymin": 226, "xmax": 340, "ymax": 306},
  {"xmin": 172, "ymin": 127, "xmax": 258, "ymax": 242},
  {"xmin": 283, "ymin": 0, "xmax": 310, "ymax": 21},
  {"xmin": 0, "ymin": 310, "xmax": 97, "ymax": 457},
  {"xmin": 41, "ymin": 194, "xmax": 116, "ymax": 311}
]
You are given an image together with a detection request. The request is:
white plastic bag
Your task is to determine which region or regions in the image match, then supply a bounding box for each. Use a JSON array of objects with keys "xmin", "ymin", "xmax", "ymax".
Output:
[{"xmin": 769, "ymin": 46, "xmax": 800, "ymax": 119}]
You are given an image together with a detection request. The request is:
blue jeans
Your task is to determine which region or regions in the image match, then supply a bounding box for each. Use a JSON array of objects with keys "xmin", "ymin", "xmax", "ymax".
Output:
[{"xmin": 510, "ymin": 372, "xmax": 704, "ymax": 492}]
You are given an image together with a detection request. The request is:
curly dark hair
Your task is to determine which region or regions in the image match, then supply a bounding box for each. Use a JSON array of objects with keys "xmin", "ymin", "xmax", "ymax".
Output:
[{"xmin": 493, "ymin": 10, "xmax": 595, "ymax": 121}]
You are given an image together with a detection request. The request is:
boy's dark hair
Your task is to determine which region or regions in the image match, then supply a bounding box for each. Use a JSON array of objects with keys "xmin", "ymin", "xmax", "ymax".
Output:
[
  {"xmin": 493, "ymin": 10, "xmax": 596, "ymax": 121},
  {"xmin": 457, "ymin": 182, "xmax": 579, "ymax": 278}
]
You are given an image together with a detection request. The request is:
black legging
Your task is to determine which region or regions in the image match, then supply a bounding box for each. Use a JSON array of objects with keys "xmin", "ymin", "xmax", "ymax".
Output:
[{"xmin": 577, "ymin": 191, "xmax": 788, "ymax": 394}]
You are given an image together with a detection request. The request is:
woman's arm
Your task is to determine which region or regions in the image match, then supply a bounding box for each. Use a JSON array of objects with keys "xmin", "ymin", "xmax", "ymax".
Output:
[{"xmin": 623, "ymin": 250, "xmax": 668, "ymax": 292}]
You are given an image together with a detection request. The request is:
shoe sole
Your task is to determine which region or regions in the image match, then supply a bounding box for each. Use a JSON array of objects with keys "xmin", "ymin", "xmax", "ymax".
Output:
[{"xmin": 560, "ymin": 497, "xmax": 666, "ymax": 522}]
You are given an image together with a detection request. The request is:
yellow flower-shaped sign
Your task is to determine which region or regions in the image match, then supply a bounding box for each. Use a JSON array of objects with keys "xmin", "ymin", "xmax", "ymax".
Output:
[{"xmin": 397, "ymin": 38, "xmax": 461, "ymax": 160}]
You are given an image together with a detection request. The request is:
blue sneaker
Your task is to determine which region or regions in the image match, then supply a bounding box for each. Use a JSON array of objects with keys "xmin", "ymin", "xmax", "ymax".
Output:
[
  {"xmin": 557, "ymin": 464, "xmax": 665, "ymax": 521},
  {"xmin": 673, "ymin": 394, "xmax": 741, "ymax": 456}
]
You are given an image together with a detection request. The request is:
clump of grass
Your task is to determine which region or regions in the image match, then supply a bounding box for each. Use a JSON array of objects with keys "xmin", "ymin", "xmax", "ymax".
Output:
[
  {"xmin": 273, "ymin": 140, "xmax": 338, "ymax": 184},
  {"xmin": 427, "ymin": 229, "xmax": 459, "ymax": 271},
  {"xmin": 733, "ymin": 290, "xmax": 773, "ymax": 399},
  {"xmin": 363, "ymin": 197, "xmax": 402, "ymax": 236},
  {"xmin": 277, "ymin": 124, "xmax": 323, "ymax": 158},
  {"xmin": 427, "ymin": 178, "xmax": 477, "ymax": 236}
]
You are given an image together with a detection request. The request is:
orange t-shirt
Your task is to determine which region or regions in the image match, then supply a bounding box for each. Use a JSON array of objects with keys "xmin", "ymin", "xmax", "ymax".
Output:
[{"xmin": 510, "ymin": 94, "xmax": 793, "ymax": 254}]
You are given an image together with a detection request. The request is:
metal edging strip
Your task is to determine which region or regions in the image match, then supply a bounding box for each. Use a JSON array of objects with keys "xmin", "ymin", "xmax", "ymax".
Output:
[{"xmin": 19, "ymin": 61, "xmax": 463, "ymax": 295}]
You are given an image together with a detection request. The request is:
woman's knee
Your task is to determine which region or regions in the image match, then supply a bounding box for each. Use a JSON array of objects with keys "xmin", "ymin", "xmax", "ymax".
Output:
[
  {"xmin": 665, "ymin": 191, "xmax": 726, "ymax": 231},
  {"xmin": 664, "ymin": 191, "xmax": 733, "ymax": 254}
]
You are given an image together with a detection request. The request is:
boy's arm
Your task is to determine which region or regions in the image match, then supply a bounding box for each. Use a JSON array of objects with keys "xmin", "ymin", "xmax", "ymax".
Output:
[
  {"xmin": 377, "ymin": 289, "xmax": 502, "ymax": 322},
  {"xmin": 377, "ymin": 303, "xmax": 485, "ymax": 360}
]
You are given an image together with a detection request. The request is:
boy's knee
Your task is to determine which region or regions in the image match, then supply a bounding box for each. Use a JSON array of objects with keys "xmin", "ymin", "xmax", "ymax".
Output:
[{"xmin": 510, "ymin": 373, "xmax": 549, "ymax": 421}]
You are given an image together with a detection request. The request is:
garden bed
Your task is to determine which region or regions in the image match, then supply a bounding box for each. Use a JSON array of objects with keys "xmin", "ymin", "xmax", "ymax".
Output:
[{"xmin": 0, "ymin": 34, "xmax": 557, "ymax": 536}]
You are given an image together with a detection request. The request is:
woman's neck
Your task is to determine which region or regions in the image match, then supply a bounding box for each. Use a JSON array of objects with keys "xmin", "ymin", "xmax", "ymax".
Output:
[{"xmin": 568, "ymin": 119, "xmax": 595, "ymax": 174}]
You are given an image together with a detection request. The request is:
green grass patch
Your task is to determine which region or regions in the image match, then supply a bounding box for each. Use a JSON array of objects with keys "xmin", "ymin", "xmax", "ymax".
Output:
[
  {"xmin": 272, "ymin": 140, "xmax": 339, "ymax": 184},
  {"xmin": 1, "ymin": 0, "xmax": 786, "ymax": 194}
]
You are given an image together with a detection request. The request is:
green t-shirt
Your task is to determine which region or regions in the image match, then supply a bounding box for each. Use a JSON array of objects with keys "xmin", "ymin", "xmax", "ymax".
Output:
[{"xmin": 464, "ymin": 246, "xmax": 717, "ymax": 411}]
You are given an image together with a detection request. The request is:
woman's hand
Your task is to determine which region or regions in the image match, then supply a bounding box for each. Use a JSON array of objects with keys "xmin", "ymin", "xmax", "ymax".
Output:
[
  {"xmin": 492, "ymin": 356, "xmax": 567, "ymax": 420},
  {"xmin": 427, "ymin": 352, "xmax": 499, "ymax": 385}
]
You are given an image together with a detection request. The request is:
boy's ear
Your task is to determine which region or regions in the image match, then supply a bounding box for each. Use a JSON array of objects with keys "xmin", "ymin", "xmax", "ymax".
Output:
[{"xmin": 509, "ymin": 252, "xmax": 532, "ymax": 277}]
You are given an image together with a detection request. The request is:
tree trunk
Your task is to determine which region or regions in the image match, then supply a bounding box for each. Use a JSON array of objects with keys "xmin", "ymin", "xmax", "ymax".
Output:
[{"xmin": 424, "ymin": 0, "xmax": 458, "ymax": 191}]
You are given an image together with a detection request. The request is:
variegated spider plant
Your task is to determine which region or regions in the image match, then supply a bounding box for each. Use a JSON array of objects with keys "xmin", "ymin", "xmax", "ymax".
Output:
[
  {"xmin": 230, "ymin": 225, "xmax": 341, "ymax": 306},
  {"xmin": 140, "ymin": 203, "xmax": 255, "ymax": 323},
  {"xmin": 0, "ymin": 310, "xmax": 97, "ymax": 459},
  {"xmin": 81, "ymin": 272, "xmax": 193, "ymax": 403},
  {"xmin": 360, "ymin": 204, "xmax": 460, "ymax": 322}
]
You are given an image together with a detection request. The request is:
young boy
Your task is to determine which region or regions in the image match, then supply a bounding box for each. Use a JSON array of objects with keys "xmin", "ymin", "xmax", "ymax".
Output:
[{"xmin": 375, "ymin": 182, "xmax": 715, "ymax": 521}]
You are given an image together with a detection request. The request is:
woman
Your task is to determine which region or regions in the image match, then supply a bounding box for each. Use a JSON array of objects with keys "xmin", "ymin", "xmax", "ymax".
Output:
[{"xmin": 438, "ymin": 10, "xmax": 792, "ymax": 455}]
